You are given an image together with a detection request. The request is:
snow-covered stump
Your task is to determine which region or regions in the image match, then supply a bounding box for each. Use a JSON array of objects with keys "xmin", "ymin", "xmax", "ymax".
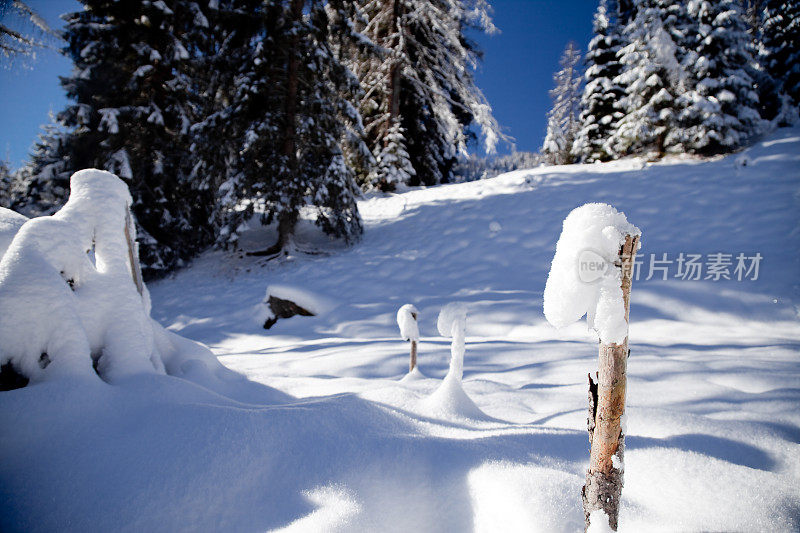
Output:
[
  {"xmin": 396, "ymin": 304, "xmax": 420, "ymax": 372},
  {"xmin": 0, "ymin": 169, "xmax": 230, "ymax": 386},
  {"xmin": 542, "ymin": 203, "xmax": 641, "ymax": 532}
]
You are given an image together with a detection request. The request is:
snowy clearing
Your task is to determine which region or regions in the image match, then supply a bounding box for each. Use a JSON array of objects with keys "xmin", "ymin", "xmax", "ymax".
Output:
[{"xmin": 2, "ymin": 128, "xmax": 800, "ymax": 531}]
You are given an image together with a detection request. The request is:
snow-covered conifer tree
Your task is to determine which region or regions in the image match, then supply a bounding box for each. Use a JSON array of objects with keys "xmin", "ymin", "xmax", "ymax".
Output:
[
  {"xmin": 370, "ymin": 121, "xmax": 416, "ymax": 190},
  {"xmin": 573, "ymin": 1, "xmax": 626, "ymax": 163},
  {"xmin": 23, "ymin": 0, "xmax": 217, "ymax": 276},
  {"xmin": 14, "ymin": 120, "xmax": 74, "ymax": 215},
  {"xmin": 352, "ymin": 0, "xmax": 506, "ymax": 189},
  {"xmin": 759, "ymin": 0, "xmax": 800, "ymax": 108},
  {"xmin": 202, "ymin": 0, "xmax": 365, "ymax": 255},
  {"xmin": 543, "ymin": 42, "xmax": 582, "ymax": 165},
  {"xmin": 0, "ymin": 160, "xmax": 12, "ymax": 206},
  {"xmin": 608, "ymin": 1, "xmax": 682, "ymax": 157},
  {"xmin": 676, "ymin": 0, "xmax": 764, "ymax": 155}
]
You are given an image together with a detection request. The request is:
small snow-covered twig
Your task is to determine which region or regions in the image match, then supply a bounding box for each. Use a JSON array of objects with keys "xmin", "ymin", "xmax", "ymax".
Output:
[{"xmin": 396, "ymin": 304, "xmax": 419, "ymax": 372}]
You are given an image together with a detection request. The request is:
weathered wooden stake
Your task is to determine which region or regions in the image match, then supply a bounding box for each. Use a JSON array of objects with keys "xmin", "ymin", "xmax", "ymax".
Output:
[
  {"xmin": 407, "ymin": 308, "xmax": 419, "ymax": 372},
  {"xmin": 125, "ymin": 207, "xmax": 144, "ymax": 296},
  {"xmin": 397, "ymin": 304, "xmax": 420, "ymax": 372},
  {"xmin": 583, "ymin": 234, "xmax": 639, "ymax": 532}
]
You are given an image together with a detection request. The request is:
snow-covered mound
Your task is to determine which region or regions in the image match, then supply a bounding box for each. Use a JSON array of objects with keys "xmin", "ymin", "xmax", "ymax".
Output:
[
  {"xmin": 0, "ymin": 169, "xmax": 230, "ymax": 383},
  {"xmin": 3, "ymin": 129, "xmax": 800, "ymax": 531},
  {"xmin": 0, "ymin": 207, "xmax": 27, "ymax": 259}
]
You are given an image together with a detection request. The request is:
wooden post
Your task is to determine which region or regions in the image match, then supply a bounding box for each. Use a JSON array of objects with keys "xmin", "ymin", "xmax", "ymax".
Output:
[
  {"xmin": 583, "ymin": 234, "xmax": 639, "ymax": 531},
  {"xmin": 124, "ymin": 207, "xmax": 144, "ymax": 296},
  {"xmin": 409, "ymin": 310, "xmax": 418, "ymax": 372},
  {"xmin": 397, "ymin": 304, "xmax": 420, "ymax": 373}
]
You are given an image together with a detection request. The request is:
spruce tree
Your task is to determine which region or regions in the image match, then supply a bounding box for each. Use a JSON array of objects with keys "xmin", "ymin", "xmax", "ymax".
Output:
[
  {"xmin": 608, "ymin": 1, "xmax": 681, "ymax": 157},
  {"xmin": 23, "ymin": 0, "xmax": 217, "ymax": 276},
  {"xmin": 573, "ymin": 1, "xmax": 626, "ymax": 163},
  {"xmin": 15, "ymin": 120, "xmax": 74, "ymax": 215},
  {"xmin": 201, "ymin": 0, "xmax": 366, "ymax": 255},
  {"xmin": 760, "ymin": 0, "xmax": 800, "ymax": 107},
  {"xmin": 677, "ymin": 0, "xmax": 764, "ymax": 155},
  {"xmin": 542, "ymin": 41, "xmax": 582, "ymax": 165},
  {"xmin": 371, "ymin": 121, "xmax": 416, "ymax": 189},
  {"xmin": 0, "ymin": 159, "xmax": 12, "ymax": 206},
  {"xmin": 352, "ymin": 0, "xmax": 506, "ymax": 189}
]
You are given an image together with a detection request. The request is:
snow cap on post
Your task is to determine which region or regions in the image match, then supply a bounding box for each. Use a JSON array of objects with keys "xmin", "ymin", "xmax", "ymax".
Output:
[
  {"xmin": 396, "ymin": 304, "xmax": 419, "ymax": 342},
  {"xmin": 543, "ymin": 203, "xmax": 640, "ymax": 344}
]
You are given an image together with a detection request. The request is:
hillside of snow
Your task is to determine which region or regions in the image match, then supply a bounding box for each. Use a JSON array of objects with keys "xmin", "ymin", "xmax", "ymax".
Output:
[{"xmin": 2, "ymin": 128, "xmax": 800, "ymax": 532}]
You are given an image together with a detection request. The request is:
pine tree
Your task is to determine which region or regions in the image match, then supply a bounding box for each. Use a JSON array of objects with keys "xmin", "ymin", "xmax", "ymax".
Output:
[
  {"xmin": 676, "ymin": 0, "xmax": 764, "ymax": 155},
  {"xmin": 23, "ymin": 0, "xmax": 217, "ymax": 277},
  {"xmin": 608, "ymin": 1, "xmax": 682, "ymax": 157},
  {"xmin": 760, "ymin": 0, "xmax": 800, "ymax": 108},
  {"xmin": 740, "ymin": 0, "xmax": 785, "ymax": 123},
  {"xmin": 573, "ymin": 1, "xmax": 626, "ymax": 163},
  {"xmin": 14, "ymin": 119, "xmax": 73, "ymax": 215},
  {"xmin": 352, "ymin": 0, "xmax": 506, "ymax": 189},
  {"xmin": 370, "ymin": 121, "xmax": 416, "ymax": 189},
  {"xmin": 543, "ymin": 42, "xmax": 582, "ymax": 165},
  {"xmin": 0, "ymin": 159, "xmax": 12, "ymax": 206},
  {"xmin": 200, "ymin": 0, "xmax": 366, "ymax": 255}
]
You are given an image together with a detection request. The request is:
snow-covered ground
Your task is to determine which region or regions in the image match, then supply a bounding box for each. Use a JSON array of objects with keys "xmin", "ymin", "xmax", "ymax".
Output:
[{"xmin": 2, "ymin": 128, "xmax": 800, "ymax": 532}]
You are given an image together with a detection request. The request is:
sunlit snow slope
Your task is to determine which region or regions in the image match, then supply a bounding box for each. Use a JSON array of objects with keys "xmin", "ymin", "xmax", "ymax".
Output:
[{"xmin": 2, "ymin": 128, "xmax": 799, "ymax": 532}]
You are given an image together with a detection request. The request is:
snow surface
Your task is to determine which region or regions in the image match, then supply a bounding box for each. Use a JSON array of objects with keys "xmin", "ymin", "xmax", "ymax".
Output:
[
  {"xmin": 587, "ymin": 510, "xmax": 614, "ymax": 533},
  {"xmin": 2, "ymin": 129, "xmax": 800, "ymax": 531},
  {"xmin": 543, "ymin": 203, "xmax": 641, "ymax": 344}
]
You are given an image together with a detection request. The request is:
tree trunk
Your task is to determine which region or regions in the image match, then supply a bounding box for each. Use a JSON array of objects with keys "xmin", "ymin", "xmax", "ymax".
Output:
[
  {"xmin": 278, "ymin": 0, "xmax": 304, "ymax": 250},
  {"xmin": 386, "ymin": 0, "xmax": 402, "ymax": 140},
  {"xmin": 583, "ymin": 234, "xmax": 639, "ymax": 531},
  {"xmin": 124, "ymin": 207, "xmax": 144, "ymax": 296},
  {"xmin": 409, "ymin": 339, "xmax": 417, "ymax": 372}
]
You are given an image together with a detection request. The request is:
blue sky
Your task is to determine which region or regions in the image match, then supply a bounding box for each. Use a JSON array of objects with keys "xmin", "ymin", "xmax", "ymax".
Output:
[{"xmin": 0, "ymin": 0, "xmax": 596, "ymax": 168}]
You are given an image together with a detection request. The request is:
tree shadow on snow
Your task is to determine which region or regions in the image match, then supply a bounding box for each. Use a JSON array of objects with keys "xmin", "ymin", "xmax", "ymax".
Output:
[{"xmin": 626, "ymin": 433, "xmax": 775, "ymax": 471}]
